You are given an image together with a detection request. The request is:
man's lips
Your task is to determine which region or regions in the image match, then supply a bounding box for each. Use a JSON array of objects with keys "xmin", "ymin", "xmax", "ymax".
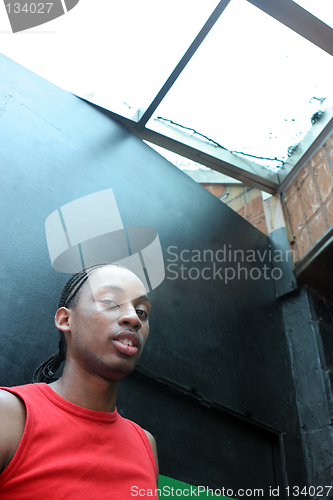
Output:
[{"xmin": 112, "ymin": 331, "xmax": 141, "ymax": 356}]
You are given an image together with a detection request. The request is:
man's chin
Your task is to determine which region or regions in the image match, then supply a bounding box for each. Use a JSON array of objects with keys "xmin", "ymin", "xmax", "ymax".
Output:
[{"xmin": 101, "ymin": 362, "xmax": 136, "ymax": 381}]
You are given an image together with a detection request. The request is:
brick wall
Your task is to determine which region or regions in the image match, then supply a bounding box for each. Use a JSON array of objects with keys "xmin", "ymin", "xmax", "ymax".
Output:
[
  {"xmin": 282, "ymin": 133, "xmax": 333, "ymax": 261},
  {"xmin": 201, "ymin": 183, "xmax": 268, "ymax": 235},
  {"xmin": 236, "ymin": 195, "xmax": 267, "ymax": 235},
  {"xmin": 200, "ymin": 183, "xmax": 226, "ymax": 199}
]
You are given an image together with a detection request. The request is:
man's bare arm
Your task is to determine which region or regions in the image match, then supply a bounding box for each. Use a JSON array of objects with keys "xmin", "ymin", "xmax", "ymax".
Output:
[
  {"xmin": 0, "ymin": 390, "xmax": 26, "ymax": 473},
  {"xmin": 143, "ymin": 429, "xmax": 159, "ymax": 485}
]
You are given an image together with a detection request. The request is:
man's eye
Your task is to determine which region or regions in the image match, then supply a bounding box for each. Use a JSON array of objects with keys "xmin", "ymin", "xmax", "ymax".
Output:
[
  {"xmin": 101, "ymin": 300, "xmax": 119, "ymax": 309},
  {"xmin": 136, "ymin": 309, "xmax": 149, "ymax": 319}
]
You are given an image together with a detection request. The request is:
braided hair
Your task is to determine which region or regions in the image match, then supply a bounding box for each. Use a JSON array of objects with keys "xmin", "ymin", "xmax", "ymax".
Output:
[{"xmin": 33, "ymin": 263, "xmax": 116, "ymax": 383}]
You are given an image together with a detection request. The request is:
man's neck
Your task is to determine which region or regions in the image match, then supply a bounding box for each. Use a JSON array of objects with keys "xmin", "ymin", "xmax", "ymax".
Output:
[{"xmin": 48, "ymin": 366, "xmax": 120, "ymax": 413}]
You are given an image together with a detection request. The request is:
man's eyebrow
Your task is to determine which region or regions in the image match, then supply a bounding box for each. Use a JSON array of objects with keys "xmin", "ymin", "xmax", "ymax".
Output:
[
  {"xmin": 96, "ymin": 285, "xmax": 151, "ymax": 305},
  {"xmin": 97, "ymin": 285, "xmax": 122, "ymax": 292}
]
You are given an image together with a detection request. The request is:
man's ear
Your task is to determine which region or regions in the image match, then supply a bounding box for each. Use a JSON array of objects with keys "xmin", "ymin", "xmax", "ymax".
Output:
[{"xmin": 55, "ymin": 307, "xmax": 71, "ymax": 333}]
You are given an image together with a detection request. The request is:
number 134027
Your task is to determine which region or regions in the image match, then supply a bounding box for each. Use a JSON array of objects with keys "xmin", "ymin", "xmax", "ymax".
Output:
[{"xmin": 6, "ymin": 3, "xmax": 53, "ymax": 14}]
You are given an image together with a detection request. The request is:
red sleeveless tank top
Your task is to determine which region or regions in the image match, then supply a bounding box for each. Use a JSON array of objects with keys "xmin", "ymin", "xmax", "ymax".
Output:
[{"xmin": 0, "ymin": 383, "xmax": 158, "ymax": 499}]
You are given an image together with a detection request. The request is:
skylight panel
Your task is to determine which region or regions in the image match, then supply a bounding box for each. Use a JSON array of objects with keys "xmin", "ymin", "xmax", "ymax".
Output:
[
  {"xmin": 147, "ymin": 0, "xmax": 333, "ymax": 171},
  {"xmin": 0, "ymin": 0, "xmax": 219, "ymax": 111}
]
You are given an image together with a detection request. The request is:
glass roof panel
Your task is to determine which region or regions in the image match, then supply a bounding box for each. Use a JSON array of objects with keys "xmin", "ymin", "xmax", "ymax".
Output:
[
  {"xmin": 0, "ymin": 0, "xmax": 218, "ymax": 111},
  {"xmin": 292, "ymin": 0, "xmax": 333, "ymax": 29},
  {"xmin": 147, "ymin": 0, "xmax": 333, "ymax": 171}
]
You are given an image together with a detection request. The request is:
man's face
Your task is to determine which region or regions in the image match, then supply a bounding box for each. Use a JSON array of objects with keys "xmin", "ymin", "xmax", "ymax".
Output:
[{"xmin": 66, "ymin": 266, "xmax": 151, "ymax": 380}]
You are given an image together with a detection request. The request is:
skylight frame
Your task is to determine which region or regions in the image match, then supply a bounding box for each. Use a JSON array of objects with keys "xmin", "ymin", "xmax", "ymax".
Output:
[{"xmin": 78, "ymin": 0, "xmax": 333, "ymax": 193}]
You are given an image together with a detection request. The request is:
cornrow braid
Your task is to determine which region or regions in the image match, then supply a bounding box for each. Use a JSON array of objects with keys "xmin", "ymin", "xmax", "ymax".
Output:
[{"xmin": 33, "ymin": 263, "xmax": 117, "ymax": 383}]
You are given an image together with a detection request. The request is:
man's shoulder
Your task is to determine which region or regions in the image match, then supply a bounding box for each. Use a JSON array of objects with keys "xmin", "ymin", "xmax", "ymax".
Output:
[
  {"xmin": 0, "ymin": 388, "xmax": 26, "ymax": 434},
  {"xmin": 142, "ymin": 429, "xmax": 156, "ymax": 447},
  {"xmin": 0, "ymin": 387, "xmax": 27, "ymax": 428},
  {"xmin": 119, "ymin": 416, "xmax": 159, "ymax": 478},
  {"xmin": 119, "ymin": 415, "xmax": 156, "ymax": 447},
  {"xmin": 142, "ymin": 429, "xmax": 159, "ymax": 480},
  {"xmin": 0, "ymin": 387, "xmax": 26, "ymax": 408},
  {"xmin": 0, "ymin": 383, "xmax": 37, "ymax": 409},
  {"xmin": 129, "ymin": 424, "xmax": 158, "ymax": 479},
  {"xmin": 0, "ymin": 388, "xmax": 26, "ymax": 472}
]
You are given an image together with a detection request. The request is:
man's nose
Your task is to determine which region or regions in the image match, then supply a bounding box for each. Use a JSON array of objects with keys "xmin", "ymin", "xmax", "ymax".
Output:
[{"xmin": 118, "ymin": 304, "xmax": 142, "ymax": 330}]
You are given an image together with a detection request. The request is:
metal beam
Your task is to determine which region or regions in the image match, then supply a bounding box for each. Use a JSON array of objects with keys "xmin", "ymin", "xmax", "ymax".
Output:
[
  {"xmin": 247, "ymin": 0, "xmax": 333, "ymax": 57},
  {"xmin": 135, "ymin": 0, "xmax": 232, "ymax": 131},
  {"xmin": 182, "ymin": 170, "xmax": 242, "ymax": 184},
  {"xmin": 294, "ymin": 225, "xmax": 333, "ymax": 278},
  {"xmin": 80, "ymin": 95, "xmax": 333, "ymax": 195},
  {"xmin": 144, "ymin": 118, "xmax": 280, "ymax": 192},
  {"xmin": 82, "ymin": 100, "xmax": 279, "ymax": 193}
]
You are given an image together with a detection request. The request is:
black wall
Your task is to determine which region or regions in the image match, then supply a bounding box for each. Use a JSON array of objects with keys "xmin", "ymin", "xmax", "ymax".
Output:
[{"xmin": 0, "ymin": 54, "xmax": 307, "ymax": 497}]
